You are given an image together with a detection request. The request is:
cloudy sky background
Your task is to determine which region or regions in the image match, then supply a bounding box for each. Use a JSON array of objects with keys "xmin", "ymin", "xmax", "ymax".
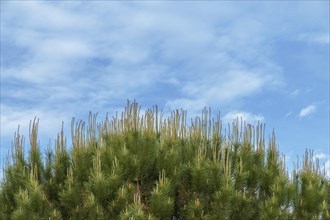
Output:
[{"xmin": 1, "ymin": 1, "xmax": 329, "ymax": 176}]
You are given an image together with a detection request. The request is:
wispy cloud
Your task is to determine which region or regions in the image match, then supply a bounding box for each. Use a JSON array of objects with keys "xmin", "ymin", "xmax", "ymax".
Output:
[
  {"xmin": 289, "ymin": 89, "xmax": 300, "ymax": 97},
  {"xmin": 313, "ymin": 152, "xmax": 329, "ymax": 160},
  {"xmin": 1, "ymin": 104, "xmax": 72, "ymax": 147},
  {"xmin": 166, "ymin": 70, "xmax": 279, "ymax": 116},
  {"xmin": 1, "ymin": 0, "xmax": 329, "ymax": 168},
  {"xmin": 299, "ymin": 105, "xmax": 317, "ymax": 118},
  {"xmin": 285, "ymin": 112, "xmax": 292, "ymax": 118},
  {"xmin": 1, "ymin": 1, "xmax": 285, "ymax": 138},
  {"xmin": 297, "ymin": 32, "xmax": 330, "ymax": 45},
  {"xmin": 223, "ymin": 111, "xmax": 264, "ymax": 124}
]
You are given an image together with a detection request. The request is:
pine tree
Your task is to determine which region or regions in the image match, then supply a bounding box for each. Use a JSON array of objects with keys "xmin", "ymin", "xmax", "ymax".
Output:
[{"xmin": 0, "ymin": 100, "xmax": 329, "ymax": 219}]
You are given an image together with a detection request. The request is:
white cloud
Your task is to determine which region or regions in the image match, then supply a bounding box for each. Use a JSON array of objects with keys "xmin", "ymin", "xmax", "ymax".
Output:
[
  {"xmin": 1, "ymin": 104, "xmax": 72, "ymax": 149},
  {"xmin": 165, "ymin": 67, "xmax": 281, "ymax": 118},
  {"xmin": 211, "ymin": 71, "xmax": 273, "ymax": 102},
  {"xmin": 2, "ymin": 1, "xmax": 94, "ymax": 31},
  {"xmin": 313, "ymin": 152, "xmax": 329, "ymax": 160},
  {"xmin": 167, "ymin": 70, "xmax": 280, "ymax": 114},
  {"xmin": 223, "ymin": 111, "xmax": 264, "ymax": 124},
  {"xmin": 165, "ymin": 98, "xmax": 207, "ymax": 118},
  {"xmin": 299, "ymin": 105, "xmax": 317, "ymax": 118},
  {"xmin": 297, "ymin": 33, "xmax": 330, "ymax": 45},
  {"xmin": 2, "ymin": 2, "xmax": 284, "ymax": 127},
  {"xmin": 285, "ymin": 112, "xmax": 292, "ymax": 118},
  {"xmin": 289, "ymin": 89, "xmax": 300, "ymax": 97},
  {"xmin": 1, "ymin": 1, "xmax": 328, "ymax": 169}
]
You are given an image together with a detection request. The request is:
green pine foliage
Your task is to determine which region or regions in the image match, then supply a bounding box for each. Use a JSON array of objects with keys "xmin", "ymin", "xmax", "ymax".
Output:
[{"xmin": 0, "ymin": 100, "xmax": 329, "ymax": 219}]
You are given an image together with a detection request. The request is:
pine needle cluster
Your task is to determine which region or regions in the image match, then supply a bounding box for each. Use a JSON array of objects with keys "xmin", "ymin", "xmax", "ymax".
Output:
[{"xmin": 0, "ymin": 101, "xmax": 329, "ymax": 219}]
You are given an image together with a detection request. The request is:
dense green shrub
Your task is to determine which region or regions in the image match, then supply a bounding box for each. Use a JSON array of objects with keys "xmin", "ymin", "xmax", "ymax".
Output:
[{"xmin": 1, "ymin": 101, "xmax": 329, "ymax": 219}]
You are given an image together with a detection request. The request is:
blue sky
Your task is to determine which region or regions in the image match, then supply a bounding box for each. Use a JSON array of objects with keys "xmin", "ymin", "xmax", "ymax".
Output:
[{"xmin": 1, "ymin": 1, "xmax": 329, "ymax": 176}]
